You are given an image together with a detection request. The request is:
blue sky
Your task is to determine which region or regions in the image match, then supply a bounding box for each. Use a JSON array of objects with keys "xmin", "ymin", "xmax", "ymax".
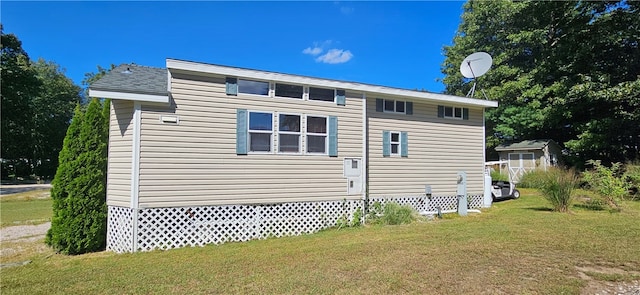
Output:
[{"xmin": 2, "ymin": 1, "xmax": 464, "ymax": 93}]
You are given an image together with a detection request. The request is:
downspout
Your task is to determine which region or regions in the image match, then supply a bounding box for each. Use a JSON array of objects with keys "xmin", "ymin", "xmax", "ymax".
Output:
[
  {"xmin": 131, "ymin": 101, "xmax": 142, "ymax": 252},
  {"xmin": 361, "ymin": 92, "xmax": 368, "ymax": 219}
]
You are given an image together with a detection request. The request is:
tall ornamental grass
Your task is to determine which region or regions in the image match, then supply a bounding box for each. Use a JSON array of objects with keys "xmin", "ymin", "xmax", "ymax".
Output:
[{"xmin": 539, "ymin": 168, "xmax": 578, "ymax": 212}]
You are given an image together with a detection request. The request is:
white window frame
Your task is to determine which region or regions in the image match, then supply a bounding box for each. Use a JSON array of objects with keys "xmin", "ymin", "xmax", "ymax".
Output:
[
  {"xmin": 444, "ymin": 106, "xmax": 464, "ymax": 120},
  {"xmin": 308, "ymin": 86, "xmax": 336, "ymax": 103},
  {"xmin": 277, "ymin": 113, "xmax": 302, "ymax": 154},
  {"xmin": 238, "ymin": 79, "xmax": 270, "ymax": 97},
  {"xmin": 305, "ymin": 115, "xmax": 328, "ymax": 155},
  {"xmin": 390, "ymin": 131, "xmax": 401, "ymax": 156},
  {"xmin": 383, "ymin": 99, "xmax": 406, "ymax": 114},
  {"xmin": 248, "ymin": 111, "xmax": 274, "ymax": 154}
]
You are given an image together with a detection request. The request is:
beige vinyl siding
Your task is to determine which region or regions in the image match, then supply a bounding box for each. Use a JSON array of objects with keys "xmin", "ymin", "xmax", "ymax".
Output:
[
  {"xmin": 107, "ymin": 100, "xmax": 134, "ymax": 207},
  {"xmin": 367, "ymin": 97, "xmax": 485, "ymax": 197},
  {"xmin": 136, "ymin": 74, "xmax": 363, "ymax": 208}
]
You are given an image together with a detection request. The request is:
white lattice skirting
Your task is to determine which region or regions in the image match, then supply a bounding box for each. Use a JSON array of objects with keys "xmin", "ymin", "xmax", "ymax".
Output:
[
  {"xmin": 107, "ymin": 200, "xmax": 362, "ymax": 253},
  {"xmin": 368, "ymin": 194, "xmax": 484, "ymax": 213}
]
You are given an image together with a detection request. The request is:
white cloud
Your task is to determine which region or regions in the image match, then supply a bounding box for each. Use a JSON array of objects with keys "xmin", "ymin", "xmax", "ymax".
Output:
[
  {"xmin": 315, "ymin": 49, "xmax": 353, "ymax": 64},
  {"xmin": 302, "ymin": 47, "xmax": 323, "ymax": 56}
]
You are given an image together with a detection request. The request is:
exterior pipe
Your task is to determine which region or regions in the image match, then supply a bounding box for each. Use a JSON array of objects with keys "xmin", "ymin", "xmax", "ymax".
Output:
[{"xmin": 419, "ymin": 209, "xmax": 481, "ymax": 215}]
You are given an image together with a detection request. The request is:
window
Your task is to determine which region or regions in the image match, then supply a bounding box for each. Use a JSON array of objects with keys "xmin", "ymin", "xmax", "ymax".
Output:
[
  {"xmin": 438, "ymin": 105, "xmax": 468, "ymax": 120},
  {"xmin": 279, "ymin": 114, "xmax": 301, "ymax": 152},
  {"xmin": 275, "ymin": 83, "xmax": 303, "ymax": 99},
  {"xmin": 390, "ymin": 132, "xmax": 400, "ymax": 155},
  {"xmin": 382, "ymin": 130, "xmax": 408, "ymax": 157},
  {"xmin": 384, "ymin": 99, "xmax": 405, "ymax": 113},
  {"xmin": 307, "ymin": 116, "xmax": 327, "ymax": 153},
  {"xmin": 238, "ymin": 79, "xmax": 269, "ymax": 95},
  {"xmin": 248, "ymin": 112, "xmax": 273, "ymax": 152},
  {"xmin": 237, "ymin": 109, "xmax": 337, "ymax": 156},
  {"xmin": 376, "ymin": 98, "xmax": 413, "ymax": 115},
  {"xmin": 309, "ymin": 87, "xmax": 335, "ymax": 102}
]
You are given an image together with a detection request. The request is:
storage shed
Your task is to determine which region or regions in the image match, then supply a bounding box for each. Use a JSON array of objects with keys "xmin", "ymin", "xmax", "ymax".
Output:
[
  {"xmin": 495, "ymin": 139, "xmax": 562, "ymax": 181},
  {"xmin": 89, "ymin": 59, "xmax": 498, "ymax": 252}
]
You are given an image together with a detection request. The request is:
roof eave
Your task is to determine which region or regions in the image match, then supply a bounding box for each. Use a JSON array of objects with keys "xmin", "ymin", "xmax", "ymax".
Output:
[
  {"xmin": 166, "ymin": 58, "xmax": 498, "ymax": 108},
  {"xmin": 89, "ymin": 89, "xmax": 169, "ymax": 104}
]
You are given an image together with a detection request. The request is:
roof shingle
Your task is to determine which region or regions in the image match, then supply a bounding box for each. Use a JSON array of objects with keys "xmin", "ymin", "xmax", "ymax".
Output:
[{"xmin": 90, "ymin": 64, "xmax": 167, "ymax": 96}]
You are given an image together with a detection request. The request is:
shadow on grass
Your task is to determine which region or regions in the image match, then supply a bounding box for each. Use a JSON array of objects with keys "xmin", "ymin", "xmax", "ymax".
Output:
[
  {"xmin": 573, "ymin": 204, "xmax": 606, "ymax": 211},
  {"xmin": 525, "ymin": 207, "xmax": 554, "ymax": 212}
]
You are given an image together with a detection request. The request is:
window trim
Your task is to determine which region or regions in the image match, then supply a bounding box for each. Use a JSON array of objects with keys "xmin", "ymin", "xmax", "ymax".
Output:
[
  {"xmin": 444, "ymin": 106, "xmax": 463, "ymax": 119},
  {"xmin": 274, "ymin": 82, "xmax": 304, "ymax": 100},
  {"xmin": 277, "ymin": 112, "xmax": 302, "ymax": 154},
  {"xmin": 382, "ymin": 99, "xmax": 407, "ymax": 114},
  {"xmin": 308, "ymin": 86, "xmax": 336, "ymax": 103},
  {"xmin": 390, "ymin": 131, "xmax": 401, "ymax": 155},
  {"xmin": 237, "ymin": 78, "xmax": 270, "ymax": 97},
  {"xmin": 305, "ymin": 115, "xmax": 329, "ymax": 155},
  {"xmin": 247, "ymin": 111, "xmax": 274, "ymax": 154}
]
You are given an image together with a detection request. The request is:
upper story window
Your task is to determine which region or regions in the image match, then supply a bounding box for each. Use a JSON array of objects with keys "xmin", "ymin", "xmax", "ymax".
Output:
[
  {"xmin": 384, "ymin": 99, "xmax": 405, "ymax": 114},
  {"xmin": 375, "ymin": 98, "xmax": 413, "ymax": 115},
  {"xmin": 438, "ymin": 105, "xmax": 469, "ymax": 120},
  {"xmin": 307, "ymin": 116, "xmax": 327, "ymax": 154},
  {"xmin": 248, "ymin": 112, "xmax": 273, "ymax": 152},
  {"xmin": 238, "ymin": 79, "xmax": 269, "ymax": 95},
  {"xmin": 278, "ymin": 114, "xmax": 301, "ymax": 153},
  {"xmin": 309, "ymin": 87, "xmax": 335, "ymax": 102},
  {"xmin": 275, "ymin": 83, "xmax": 303, "ymax": 99}
]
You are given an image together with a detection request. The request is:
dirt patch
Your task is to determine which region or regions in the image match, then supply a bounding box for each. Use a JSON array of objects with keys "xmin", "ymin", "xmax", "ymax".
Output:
[
  {"xmin": 0, "ymin": 222, "xmax": 50, "ymax": 241},
  {"xmin": 577, "ymin": 265, "xmax": 640, "ymax": 295}
]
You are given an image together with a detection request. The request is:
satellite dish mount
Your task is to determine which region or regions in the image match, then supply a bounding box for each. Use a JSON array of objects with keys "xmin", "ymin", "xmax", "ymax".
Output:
[{"xmin": 460, "ymin": 52, "xmax": 492, "ymax": 99}]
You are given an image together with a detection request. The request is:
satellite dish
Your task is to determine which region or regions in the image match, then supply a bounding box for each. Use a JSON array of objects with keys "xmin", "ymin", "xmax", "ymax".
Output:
[
  {"xmin": 459, "ymin": 52, "xmax": 493, "ymax": 99},
  {"xmin": 460, "ymin": 52, "xmax": 492, "ymax": 79}
]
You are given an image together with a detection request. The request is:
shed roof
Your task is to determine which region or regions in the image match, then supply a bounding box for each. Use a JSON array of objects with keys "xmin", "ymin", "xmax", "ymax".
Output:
[
  {"xmin": 90, "ymin": 64, "xmax": 167, "ymax": 96},
  {"xmin": 495, "ymin": 139, "xmax": 556, "ymax": 151}
]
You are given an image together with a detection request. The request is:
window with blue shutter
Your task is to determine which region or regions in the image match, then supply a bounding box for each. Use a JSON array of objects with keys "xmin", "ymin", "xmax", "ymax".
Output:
[
  {"xmin": 400, "ymin": 132, "xmax": 408, "ymax": 157},
  {"xmin": 236, "ymin": 109, "xmax": 247, "ymax": 155},
  {"xmin": 463, "ymin": 108, "xmax": 469, "ymax": 120},
  {"xmin": 336, "ymin": 90, "xmax": 346, "ymax": 106},
  {"xmin": 226, "ymin": 77, "xmax": 238, "ymax": 96},
  {"xmin": 328, "ymin": 116, "xmax": 338, "ymax": 157}
]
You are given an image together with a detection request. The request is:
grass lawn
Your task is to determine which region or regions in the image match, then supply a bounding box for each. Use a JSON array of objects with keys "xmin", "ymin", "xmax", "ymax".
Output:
[
  {"xmin": 1, "ymin": 189, "xmax": 639, "ymax": 294},
  {"xmin": 0, "ymin": 189, "xmax": 52, "ymax": 227}
]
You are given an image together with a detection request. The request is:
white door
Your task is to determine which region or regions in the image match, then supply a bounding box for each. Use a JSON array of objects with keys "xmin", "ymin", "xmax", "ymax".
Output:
[
  {"xmin": 344, "ymin": 158, "xmax": 362, "ymax": 195},
  {"xmin": 508, "ymin": 153, "xmax": 535, "ymax": 182}
]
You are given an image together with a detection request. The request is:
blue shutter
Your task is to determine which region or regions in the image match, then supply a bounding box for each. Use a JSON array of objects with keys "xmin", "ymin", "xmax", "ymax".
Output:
[
  {"xmin": 406, "ymin": 102, "xmax": 413, "ymax": 115},
  {"xmin": 376, "ymin": 99, "xmax": 383, "ymax": 112},
  {"xmin": 463, "ymin": 108, "xmax": 469, "ymax": 120},
  {"xmin": 236, "ymin": 109, "xmax": 247, "ymax": 155},
  {"xmin": 328, "ymin": 116, "xmax": 338, "ymax": 157},
  {"xmin": 336, "ymin": 90, "xmax": 346, "ymax": 106},
  {"xmin": 382, "ymin": 131, "xmax": 390, "ymax": 157},
  {"xmin": 226, "ymin": 77, "xmax": 238, "ymax": 96},
  {"xmin": 437, "ymin": 105, "xmax": 445, "ymax": 118},
  {"xmin": 401, "ymin": 132, "xmax": 408, "ymax": 157}
]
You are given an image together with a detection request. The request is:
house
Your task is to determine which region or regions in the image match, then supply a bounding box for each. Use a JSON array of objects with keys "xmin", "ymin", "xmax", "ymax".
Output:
[
  {"xmin": 494, "ymin": 139, "xmax": 562, "ymax": 181},
  {"xmin": 89, "ymin": 59, "xmax": 498, "ymax": 252}
]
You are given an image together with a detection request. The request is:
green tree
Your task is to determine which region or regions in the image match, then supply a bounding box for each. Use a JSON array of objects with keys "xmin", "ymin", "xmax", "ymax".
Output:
[
  {"xmin": 46, "ymin": 98, "xmax": 108, "ymax": 254},
  {"xmin": 31, "ymin": 59, "xmax": 82, "ymax": 179},
  {"xmin": 441, "ymin": 1, "xmax": 640, "ymax": 166},
  {"xmin": 1, "ymin": 26, "xmax": 41, "ymax": 177},
  {"xmin": 1, "ymin": 27, "xmax": 81, "ymax": 179}
]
